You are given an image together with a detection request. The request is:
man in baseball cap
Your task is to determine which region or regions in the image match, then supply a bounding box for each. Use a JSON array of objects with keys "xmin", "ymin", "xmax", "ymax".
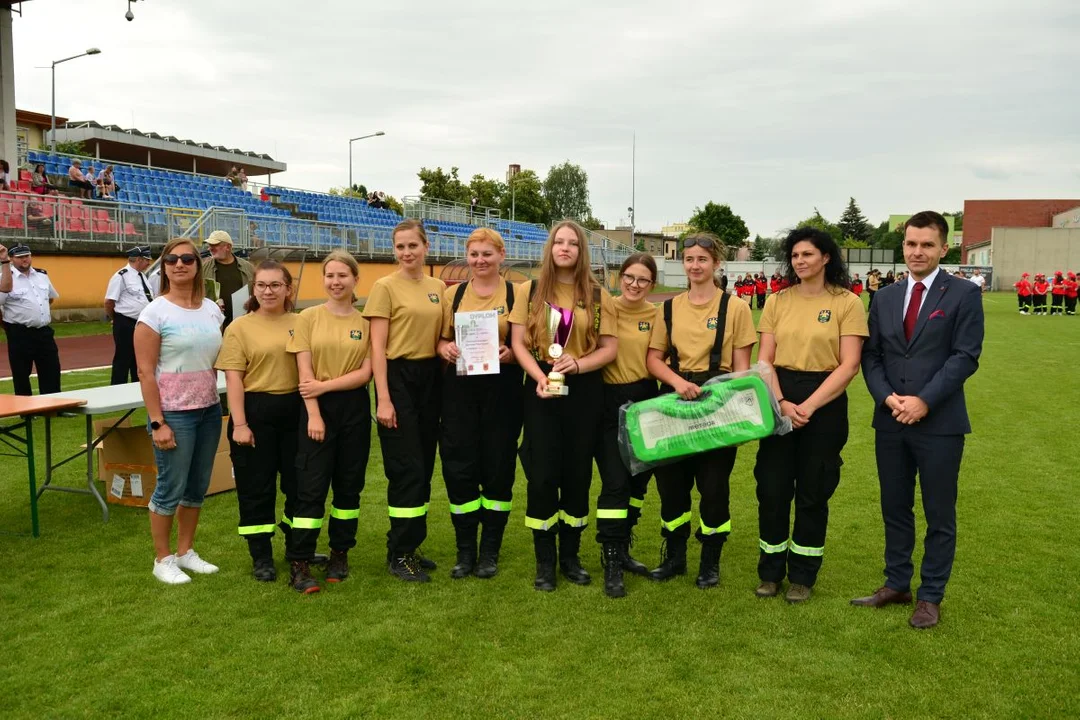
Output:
[
  {"xmin": 202, "ymin": 231, "xmax": 254, "ymax": 330},
  {"xmin": 0, "ymin": 243, "xmax": 62, "ymax": 395}
]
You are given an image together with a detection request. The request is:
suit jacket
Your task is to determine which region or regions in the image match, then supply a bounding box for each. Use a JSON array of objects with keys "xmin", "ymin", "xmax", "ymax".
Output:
[{"xmin": 861, "ymin": 271, "xmax": 983, "ymax": 435}]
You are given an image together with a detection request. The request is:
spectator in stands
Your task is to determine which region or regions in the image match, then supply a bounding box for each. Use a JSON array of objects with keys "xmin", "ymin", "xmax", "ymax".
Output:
[
  {"xmin": 31, "ymin": 164, "xmax": 59, "ymax": 195},
  {"xmin": 0, "ymin": 159, "xmax": 10, "ymax": 190},
  {"xmin": 203, "ymin": 230, "xmax": 255, "ymax": 330},
  {"xmin": 238, "ymin": 167, "xmax": 248, "ymax": 192},
  {"xmin": 68, "ymin": 160, "xmax": 94, "ymax": 198},
  {"xmin": 84, "ymin": 165, "xmax": 98, "ymax": 197},
  {"xmin": 248, "ymin": 221, "xmax": 263, "ymax": 248},
  {"xmin": 227, "ymin": 166, "xmax": 241, "ymax": 187},
  {"xmin": 26, "ymin": 201, "xmax": 52, "ymax": 231},
  {"xmin": 135, "ymin": 237, "xmax": 224, "ymax": 585},
  {"xmin": 99, "ymin": 165, "xmax": 118, "ymax": 199}
]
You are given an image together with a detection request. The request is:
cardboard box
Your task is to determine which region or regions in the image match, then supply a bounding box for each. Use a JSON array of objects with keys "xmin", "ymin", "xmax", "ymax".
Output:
[
  {"xmin": 91, "ymin": 417, "xmax": 136, "ymax": 481},
  {"xmin": 97, "ymin": 415, "xmax": 235, "ymax": 507}
]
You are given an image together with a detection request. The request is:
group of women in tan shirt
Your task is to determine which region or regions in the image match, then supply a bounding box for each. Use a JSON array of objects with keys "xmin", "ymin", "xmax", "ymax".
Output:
[{"xmin": 214, "ymin": 218, "xmax": 868, "ymax": 602}]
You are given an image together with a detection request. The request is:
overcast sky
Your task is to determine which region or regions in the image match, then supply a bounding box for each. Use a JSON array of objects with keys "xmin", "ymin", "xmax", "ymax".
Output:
[{"xmin": 12, "ymin": 0, "xmax": 1079, "ymax": 237}]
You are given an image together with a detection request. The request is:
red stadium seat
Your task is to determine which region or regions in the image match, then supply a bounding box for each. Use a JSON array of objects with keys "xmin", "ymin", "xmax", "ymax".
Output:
[
  {"xmin": 92, "ymin": 220, "xmax": 109, "ymax": 233},
  {"xmin": 0, "ymin": 201, "xmax": 8, "ymax": 214},
  {"xmin": 68, "ymin": 218, "xmax": 86, "ymax": 233},
  {"xmin": 19, "ymin": 169, "xmax": 31, "ymax": 181},
  {"xmin": 124, "ymin": 222, "xmax": 138, "ymax": 235},
  {"xmin": 43, "ymin": 195, "xmax": 57, "ymax": 204},
  {"xmin": 93, "ymin": 209, "xmax": 109, "ymax": 221},
  {"xmin": 16, "ymin": 180, "xmax": 30, "ymax": 193},
  {"xmin": 5, "ymin": 214, "xmax": 24, "ymax": 229},
  {"xmin": 107, "ymin": 221, "xmax": 118, "ymax": 234}
]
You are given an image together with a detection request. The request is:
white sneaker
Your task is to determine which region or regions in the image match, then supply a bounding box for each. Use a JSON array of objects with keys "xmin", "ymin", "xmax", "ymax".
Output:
[
  {"xmin": 153, "ymin": 555, "xmax": 192, "ymax": 585},
  {"xmin": 176, "ymin": 549, "xmax": 219, "ymax": 575}
]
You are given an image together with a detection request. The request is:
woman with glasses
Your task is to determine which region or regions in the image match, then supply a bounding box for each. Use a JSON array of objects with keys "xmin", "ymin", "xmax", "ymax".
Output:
[
  {"xmin": 214, "ymin": 261, "xmax": 301, "ymax": 584},
  {"xmin": 645, "ymin": 233, "xmax": 757, "ymax": 589},
  {"xmin": 592, "ymin": 253, "xmax": 661, "ymax": 598},
  {"xmin": 509, "ymin": 220, "xmax": 618, "ymax": 592},
  {"xmin": 436, "ymin": 228, "xmax": 521, "ymax": 579},
  {"xmin": 285, "ymin": 251, "xmax": 373, "ymax": 594},
  {"xmin": 753, "ymin": 227, "xmax": 867, "ymax": 603},
  {"xmin": 134, "ymin": 239, "xmax": 224, "ymax": 585},
  {"xmin": 366, "ymin": 219, "xmax": 446, "ymax": 583}
]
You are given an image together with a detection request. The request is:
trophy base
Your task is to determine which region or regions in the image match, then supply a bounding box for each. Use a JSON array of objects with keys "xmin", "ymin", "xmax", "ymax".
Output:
[{"xmin": 544, "ymin": 384, "xmax": 570, "ymax": 397}]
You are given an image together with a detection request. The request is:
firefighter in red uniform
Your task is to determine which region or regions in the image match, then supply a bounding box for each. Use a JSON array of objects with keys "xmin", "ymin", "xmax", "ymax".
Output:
[
  {"xmin": 1032, "ymin": 274, "xmax": 1050, "ymax": 315},
  {"xmin": 851, "ymin": 273, "xmax": 864, "ymax": 297},
  {"xmin": 1050, "ymin": 272, "xmax": 1066, "ymax": 316},
  {"xmin": 754, "ymin": 274, "xmax": 767, "ymax": 309},
  {"xmin": 1065, "ymin": 272, "xmax": 1078, "ymax": 316},
  {"xmin": 1014, "ymin": 273, "xmax": 1032, "ymax": 314}
]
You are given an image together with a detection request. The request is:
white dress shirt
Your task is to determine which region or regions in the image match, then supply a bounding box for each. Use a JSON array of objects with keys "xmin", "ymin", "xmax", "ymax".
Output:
[
  {"xmin": 105, "ymin": 263, "xmax": 155, "ymax": 320},
  {"xmin": 0, "ymin": 267, "xmax": 59, "ymax": 327},
  {"xmin": 902, "ymin": 267, "xmax": 940, "ymax": 319}
]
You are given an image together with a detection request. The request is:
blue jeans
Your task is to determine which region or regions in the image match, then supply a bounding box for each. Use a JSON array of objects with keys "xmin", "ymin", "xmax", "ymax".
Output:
[{"xmin": 148, "ymin": 404, "xmax": 223, "ymax": 516}]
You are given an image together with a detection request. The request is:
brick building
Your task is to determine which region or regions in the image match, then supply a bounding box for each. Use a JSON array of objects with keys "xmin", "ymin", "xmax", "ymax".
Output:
[{"xmin": 962, "ymin": 199, "xmax": 1080, "ymax": 263}]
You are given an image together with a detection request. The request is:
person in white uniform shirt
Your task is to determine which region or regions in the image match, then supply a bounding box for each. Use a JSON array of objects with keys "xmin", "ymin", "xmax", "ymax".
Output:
[
  {"xmin": 0, "ymin": 244, "xmax": 61, "ymax": 395},
  {"xmin": 969, "ymin": 269, "xmax": 986, "ymax": 293},
  {"xmin": 105, "ymin": 246, "xmax": 156, "ymax": 385}
]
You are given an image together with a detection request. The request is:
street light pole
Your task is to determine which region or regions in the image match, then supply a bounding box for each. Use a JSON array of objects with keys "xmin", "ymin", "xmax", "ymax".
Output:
[
  {"xmin": 630, "ymin": 131, "xmax": 636, "ymax": 248},
  {"xmin": 348, "ymin": 130, "xmax": 385, "ymax": 192},
  {"xmin": 50, "ymin": 48, "xmax": 101, "ymax": 153}
]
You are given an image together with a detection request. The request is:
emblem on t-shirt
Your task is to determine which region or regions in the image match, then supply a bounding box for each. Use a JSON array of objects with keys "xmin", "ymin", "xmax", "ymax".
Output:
[
  {"xmin": 638, "ymin": 321, "xmax": 651, "ymax": 332},
  {"xmin": 817, "ymin": 309, "xmax": 832, "ymax": 323},
  {"xmin": 288, "ymin": 329, "xmax": 294, "ymax": 337},
  {"xmin": 496, "ymin": 306, "xmax": 506, "ymax": 315},
  {"xmin": 350, "ymin": 329, "xmax": 363, "ymax": 340},
  {"xmin": 427, "ymin": 293, "xmax": 440, "ymax": 303},
  {"xmin": 706, "ymin": 317, "xmax": 718, "ymax": 330}
]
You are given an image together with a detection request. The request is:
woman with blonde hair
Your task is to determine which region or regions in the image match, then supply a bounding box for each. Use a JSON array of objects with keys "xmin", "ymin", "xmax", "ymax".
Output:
[
  {"xmin": 437, "ymin": 228, "xmax": 521, "ymax": 579},
  {"xmin": 135, "ymin": 238, "xmax": 224, "ymax": 585},
  {"xmin": 285, "ymin": 250, "xmax": 373, "ymax": 593},
  {"xmin": 509, "ymin": 220, "xmax": 618, "ymax": 591},
  {"xmin": 365, "ymin": 219, "xmax": 446, "ymax": 582},
  {"xmin": 215, "ymin": 260, "xmax": 301, "ymax": 583}
]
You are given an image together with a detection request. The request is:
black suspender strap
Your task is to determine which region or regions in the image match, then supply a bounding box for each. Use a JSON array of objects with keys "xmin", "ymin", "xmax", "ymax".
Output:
[
  {"xmin": 663, "ymin": 298, "xmax": 679, "ymax": 374},
  {"xmin": 454, "ymin": 279, "xmax": 515, "ymax": 315},
  {"xmin": 708, "ymin": 291, "xmax": 731, "ymax": 374},
  {"xmin": 451, "ymin": 281, "xmax": 469, "ymax": 314}
]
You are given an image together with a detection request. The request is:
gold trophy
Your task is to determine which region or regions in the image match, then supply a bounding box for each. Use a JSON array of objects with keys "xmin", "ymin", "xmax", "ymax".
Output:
[{"xmin": 545, "ymin": 303, "xmax": 573, "ymax": 396}]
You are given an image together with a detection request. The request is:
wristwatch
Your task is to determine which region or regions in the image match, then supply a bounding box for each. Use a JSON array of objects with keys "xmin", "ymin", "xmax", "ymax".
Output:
[{"xmin": 150, "ymin": 419, "xmax": 164, "ymax": 431}]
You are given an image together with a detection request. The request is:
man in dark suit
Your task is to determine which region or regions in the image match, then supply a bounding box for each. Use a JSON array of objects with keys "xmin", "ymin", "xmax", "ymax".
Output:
[{"xmin": 853, "ymin": 211, "xmax": 984, "ymax": 629}]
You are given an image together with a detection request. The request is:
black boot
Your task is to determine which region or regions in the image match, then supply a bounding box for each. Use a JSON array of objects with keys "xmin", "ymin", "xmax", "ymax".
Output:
[
  {"xmin": 696, "ymin": 543, "xmax": 722, "ymax": 589},
  {"xmin": 388, "ymin": 552, "xmax": 431, "ymax": 583},
  {"xmin": 325, "ymin": 549, "xmax": 349, "ymax": 583},
  {"xmin": 289, "ymin": 561, "xmax": 320, "ymax": 594},
  {"xmin": 451, "ymin": 523, "xmax": 478, "ymax": 579},
  {"xmin": 559, "ymin": 526, "xmax": 591, "ymax": 585},
  {"xmin": 601, "ymin": 543, "xmax": 626, "ymax": 598},
  {"xmin": 248, "ymin": 537, "xmax": 276, "ymax": 582},
  {"xmin": 533, "ymin": 531, "xmax": 557, "ymax": 592},
  {"xmin": 474, "ymin": 521, "xmax": 506, "ymax": 579},
  {"xmin": 649, "ymin": 536, "xmax": 687, "ymax": 581},
  {"xmin": 619, "ymin": 532, "xmax": 649, "ymax": 577}
]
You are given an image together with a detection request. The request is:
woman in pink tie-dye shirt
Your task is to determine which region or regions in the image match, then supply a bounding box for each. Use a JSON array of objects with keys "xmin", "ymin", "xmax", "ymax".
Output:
[{"xmin": 135, "ymin": 238, "xmax": 224, "ymax": 586}]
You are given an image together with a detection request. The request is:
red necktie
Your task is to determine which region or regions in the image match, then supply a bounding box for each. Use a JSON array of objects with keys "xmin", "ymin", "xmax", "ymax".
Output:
[{"xmin": 904, "ymin": 281, "xmax": 925, "ymax": 341}]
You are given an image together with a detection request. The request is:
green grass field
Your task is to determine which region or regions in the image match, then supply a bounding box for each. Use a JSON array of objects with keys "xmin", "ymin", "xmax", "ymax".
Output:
[{"xmin": 1, "ymin": 292, "xmax": 1077, "ymax": 719}]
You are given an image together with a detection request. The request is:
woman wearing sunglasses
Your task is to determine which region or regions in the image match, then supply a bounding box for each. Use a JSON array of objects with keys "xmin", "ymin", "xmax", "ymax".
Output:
[
  {"xmin": 753, "ymin": 227, "xmax": 867, "ymax": 603},
  {"xmin": 365, "ymin": 220, "xmax": 446, "ymax": 583},
  {"xmin": 135, "ymin": 239, "xmax": 224, "ymax": 585},
  {"xmin": 284, "ymin": 251, "xmax": 373, "ymax": 594},
  {"xmin": 592, "ymin": 253, "xmax": 661, "ymax": 598},
  {"xmin": 645, "ymin": 233, "xmax": 757, "ymax": 589},
  {"xmin": 214, "ymin": 260, "xmax": 300, "ymax": 584},
  {"xmin": 509, "ymin": 220, "xmax": 618, "ymax": 592},
  {"xmin": 437, "ymin": 229, "xmax": 522, "ymax": 579}
]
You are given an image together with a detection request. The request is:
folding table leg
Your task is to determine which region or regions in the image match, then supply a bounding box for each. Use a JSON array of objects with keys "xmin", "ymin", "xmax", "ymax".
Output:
[
  {"xmin": 27, "ymin": 417, "xmax": 39, "ymax": 538},
  {"xmin": 39, "ymin": 415, "xmax": 53, "ymax": 495},
  {"xmin": 87, "ymin": 415, "xmax": 109, "ymax": 523}
]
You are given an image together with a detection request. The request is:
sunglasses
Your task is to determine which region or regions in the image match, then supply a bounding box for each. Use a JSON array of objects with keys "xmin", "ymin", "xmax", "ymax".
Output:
[
  {"xmin": 683, "ymin": 237, "xmax": 716, "ymax": 250},
  {"xmin": 621, "ymin": 273, "xmax": 654, "ymax": 288},
  {"xmin": 163, "ymin": 253, "xmax": 198, "ymax": 266}
]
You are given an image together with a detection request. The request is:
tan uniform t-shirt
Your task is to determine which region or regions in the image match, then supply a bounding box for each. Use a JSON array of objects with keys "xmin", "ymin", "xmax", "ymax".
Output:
[
  {"xmin": 215, "ymin": 312, "xmax": 299, "ymax": 394},
  {"xmin": 757, "ymin": 286, "xmax": 868, "ymax": 371},
  {"xmin": 507, "ymin": 280, "xmax": 617, "ymax": 362},
  {"xmin": 287, "ymin": 304, "xmax": 370, "ymax": 381},
  {"xmin": 363, "ymin": 272, "xmax": 445, "ymax": 360},
  {"xmin": 648, "ymin": 291, "xmax": 757, "ymax": 374},
  {"xmin": 441, "ymin": 280, "xmax": 515, "ymax": 345},
  {"xmin": 603, "ymin": 297, "xmax": 660, "ymax": 384}
]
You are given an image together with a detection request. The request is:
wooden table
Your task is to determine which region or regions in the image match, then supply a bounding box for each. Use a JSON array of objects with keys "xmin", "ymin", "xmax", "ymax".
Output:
[{"xmin": 0, "ymin": 395, "xmax": 89, "ymax": 537}]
